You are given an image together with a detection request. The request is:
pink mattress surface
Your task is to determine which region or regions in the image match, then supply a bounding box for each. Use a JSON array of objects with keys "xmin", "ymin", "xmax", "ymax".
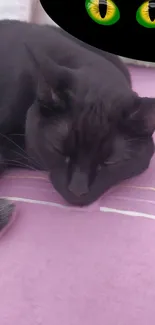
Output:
[{"xmin": 0, "ymin": 65, "xmax": 155, "ymax": 325}]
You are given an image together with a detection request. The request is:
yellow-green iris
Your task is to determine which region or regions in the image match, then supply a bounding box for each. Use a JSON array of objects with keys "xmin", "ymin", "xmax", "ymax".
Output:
[
  {"xmin": 136, "ymin": 1, "xmax": 155, "ymax": 28},
  {"xmin": 85, "ymin": 0, "xmax": 120, "ymax": 26}
]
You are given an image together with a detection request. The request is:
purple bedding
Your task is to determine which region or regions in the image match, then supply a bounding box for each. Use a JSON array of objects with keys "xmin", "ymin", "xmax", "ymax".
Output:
[{"xmin": 0, "ymin": 65, "xmax": 155, "ymax": 325}]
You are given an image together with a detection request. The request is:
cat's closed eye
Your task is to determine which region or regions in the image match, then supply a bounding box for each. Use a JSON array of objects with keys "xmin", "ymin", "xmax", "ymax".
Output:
[
  {"xmin": 97, "ymin": 164, "xmax": 102, "ymax": 171},
  {"xmin": 99, "ymin": 134, "xmax": 132, "ymax": 167},
  {"xmin": 104, "ymin": 159, "xmax": 118, "ymax": 165},
  {"xmin": 65, "ymin": 156, "xmax": 70, "ymax": 164}
]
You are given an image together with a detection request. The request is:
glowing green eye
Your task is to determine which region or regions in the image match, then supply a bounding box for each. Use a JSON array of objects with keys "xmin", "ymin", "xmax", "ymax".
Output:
[
  {"xmin": 85, "ymin": 0, "xmax": 120, "ymax": 26},
  {"xmin": 136, "ymin": 1, "xmax": 155, "ymax": 28}
]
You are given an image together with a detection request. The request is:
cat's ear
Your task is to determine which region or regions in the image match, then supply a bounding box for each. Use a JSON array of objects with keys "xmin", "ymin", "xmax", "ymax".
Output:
[
  {"xmin": 126, "ymin": 96, "xmax": 155, "ymax": 136},
  {"xmin": 24, "ymin": 43, "xmax": 74, "ymax": 115}
]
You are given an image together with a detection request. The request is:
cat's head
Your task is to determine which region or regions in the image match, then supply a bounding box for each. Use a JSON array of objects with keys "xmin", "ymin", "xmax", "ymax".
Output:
[{"xmin": 25, "ymin": 49, "xmax": 155, "ymax": 206}]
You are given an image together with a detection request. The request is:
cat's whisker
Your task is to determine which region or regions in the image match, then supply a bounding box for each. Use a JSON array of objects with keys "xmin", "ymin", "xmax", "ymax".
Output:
[
  {"xmin": 9, "ymin": 133, "xmax": 25, "ymax": 136},
  {"xmin": 10, "ymin": 148, "xmax": 43, "ymax": 170},
  {"xmin": 28, "ymin": 146, "xmax": 48, "ymax": 171},
  {"xmin": 0, "ymin": 132, "xmax": 43, "ymax": 169},
  {"xmin": 127, "ymin": 137, "xmax": 146, "ymax": 143},
  {"xmin": 6, "ymin": 159, "xmax": 39, "ymax": 172}
]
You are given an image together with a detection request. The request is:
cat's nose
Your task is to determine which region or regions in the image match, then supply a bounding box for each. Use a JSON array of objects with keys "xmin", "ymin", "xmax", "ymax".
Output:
[
  {"xmin": 68, "ymin": 171, "xmax": 89, "ymax": 197},
  {"xmin": 69, "ymin": 184, "xmax": 88, "ymax": 197}
]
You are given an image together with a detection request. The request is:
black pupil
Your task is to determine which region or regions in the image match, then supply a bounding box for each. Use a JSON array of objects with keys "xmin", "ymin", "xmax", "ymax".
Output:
[
  {"xmin": 149, "ymin": 0, "xmax": 155, "ymax": 21},
  {"xmin": 99, "ymin": 0, "xmax": 107, "ymax": 18}
]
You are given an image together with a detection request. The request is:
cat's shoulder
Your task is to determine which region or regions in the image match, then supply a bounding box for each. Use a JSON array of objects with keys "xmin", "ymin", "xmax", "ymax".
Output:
[
  {"xmin": 51, "ymin": 26, "xmax": 131, "ymax": 85},
  {"xmin": 0, "ymin": 20, "xmax": 131, "ymax": 85}
]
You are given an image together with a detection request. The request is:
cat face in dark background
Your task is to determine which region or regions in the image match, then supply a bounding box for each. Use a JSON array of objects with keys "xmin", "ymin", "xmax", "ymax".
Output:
[
  {"xmin": 25, "ymin": 53, "xmax": 155, "ymax": 206},
  {"xmin": 40, "ymin": 0, "xmax": 155, "ymax": 62}
]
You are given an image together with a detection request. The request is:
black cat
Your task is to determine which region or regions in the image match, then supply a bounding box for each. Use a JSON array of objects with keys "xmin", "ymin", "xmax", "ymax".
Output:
[
  {"xmin": 40, "ymin": 0, "xmax": 155, "ymax": 62},
  {"xmin": 0, "ymin": 19, "xmax": 154, "ymax": 210}
]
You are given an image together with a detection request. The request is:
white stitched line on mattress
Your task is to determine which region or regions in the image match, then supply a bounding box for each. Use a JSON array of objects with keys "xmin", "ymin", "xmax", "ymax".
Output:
[
  {"xmin": 0, "ymin": 196, "xmax": 70, "ymax": 209},
  {"xmin": 109, "ymin": 195, "xmax": 155, "ymax": 205},
  {"xmin": 100, "ymin": 207, "xmax": 155, "ymax": 220},
  {"xmin": 1, "ymin": 196, "xmax": 155, "ymax": 219}
]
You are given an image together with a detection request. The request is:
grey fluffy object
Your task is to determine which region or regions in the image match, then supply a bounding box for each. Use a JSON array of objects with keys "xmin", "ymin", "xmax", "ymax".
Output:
[{"xmin": 0, "ymin": 199, "xmax": 15, "ymax": 230}]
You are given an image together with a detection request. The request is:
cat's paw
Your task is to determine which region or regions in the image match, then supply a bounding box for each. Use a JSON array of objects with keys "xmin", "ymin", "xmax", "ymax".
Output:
[{"xmin": 0, "ymin": 199, "xmax": 15, "ymax": 230}]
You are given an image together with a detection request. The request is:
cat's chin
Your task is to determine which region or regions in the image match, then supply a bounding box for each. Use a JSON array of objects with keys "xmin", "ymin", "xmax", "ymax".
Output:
[
  {"xmin": 49, "ymin": 168, "xmax": 118, "ymax": 206},
  {"xmin": 49, "ymin": 172, "xmax": 100, "ymax": 206},
  {"xmin": 54, "ymin": 190, "xmax": 99, "ymax": 207},
  {"xmin": 49, "ymin": 139, "xmax": 154, "ymax": 207},
  {"xmin": 61, "ymin": 192, "xmax": 98, "ymax": 207}
]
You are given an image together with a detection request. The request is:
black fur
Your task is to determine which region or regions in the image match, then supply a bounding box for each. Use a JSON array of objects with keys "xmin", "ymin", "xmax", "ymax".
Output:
[{"xmin": 0, "ymin": 20, "xmax": 154, "ymax": 207}]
